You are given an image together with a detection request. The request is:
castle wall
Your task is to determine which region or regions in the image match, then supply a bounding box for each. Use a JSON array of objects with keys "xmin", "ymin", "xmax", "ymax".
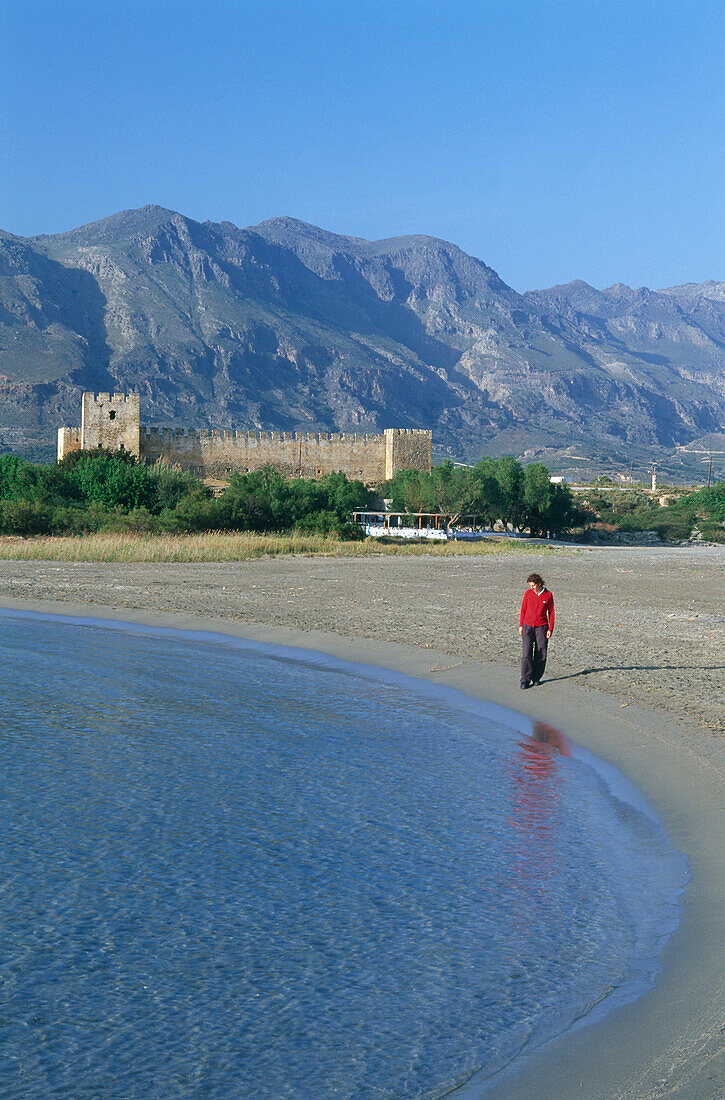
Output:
[
  {"xmin": 58, "ymin": 393, "xmax": 432, "ymax": 482},
  {"xmin": 141, "ymin": 428, "xmax": 391, "ymax": 481},
  {"xmin": 81, "ymin": 392, "xmax": 140, "ymax": 457}
]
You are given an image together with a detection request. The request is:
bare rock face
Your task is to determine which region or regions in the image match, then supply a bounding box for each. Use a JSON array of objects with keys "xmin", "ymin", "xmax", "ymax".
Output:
[{"xmin": 0, "ymin": 207, "xmax": 723, "ymax": 472}]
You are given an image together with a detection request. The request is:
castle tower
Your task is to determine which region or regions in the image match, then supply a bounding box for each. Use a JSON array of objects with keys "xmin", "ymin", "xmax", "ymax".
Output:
[
  {"xmin": 384, "ymin": 428, "xmax": 432, "ymax": 480},
  {"xmin": 57, "ymin": 426, "xmax": 82, "ymax": 461},
  {"xmin": 81, "ymin": 392, "xmax": 140, "ymax": 457}
]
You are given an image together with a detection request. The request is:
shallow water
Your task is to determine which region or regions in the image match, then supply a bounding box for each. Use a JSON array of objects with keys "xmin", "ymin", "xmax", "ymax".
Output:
[{"xmin": 0, "ymin": 612, "xmax": 686, "ymax": 1098}]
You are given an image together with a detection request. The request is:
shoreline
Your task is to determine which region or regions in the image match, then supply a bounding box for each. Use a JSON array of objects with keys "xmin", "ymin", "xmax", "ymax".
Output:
[
  {"xmin": 0, "ymin": 548, "xmax": 722, "ymax": 735},
  {"xmin": 3, "ymin": 594, "xmax": 724, "ymax": 1097}
]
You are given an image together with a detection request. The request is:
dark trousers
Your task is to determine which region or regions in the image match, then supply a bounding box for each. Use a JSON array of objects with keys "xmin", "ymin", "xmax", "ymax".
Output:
[{"xmin": 521, "ymin": 625, "xmax": 548, "ymax": 685}]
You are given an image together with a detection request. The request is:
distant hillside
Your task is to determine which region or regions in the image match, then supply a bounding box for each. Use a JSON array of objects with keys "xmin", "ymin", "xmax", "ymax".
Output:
[{"xmin": 0, "ymin": 206, "xmax": 723, "ymax": 479}]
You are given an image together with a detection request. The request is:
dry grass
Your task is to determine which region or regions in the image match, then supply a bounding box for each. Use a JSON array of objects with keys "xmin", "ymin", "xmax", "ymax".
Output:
[{"xmin": 0, "ymin": 531, "xmax": 557, "ymax": 563}]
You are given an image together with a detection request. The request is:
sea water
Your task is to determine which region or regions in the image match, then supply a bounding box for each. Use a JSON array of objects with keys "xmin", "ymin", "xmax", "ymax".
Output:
[{"xmin": 0, "ymin": 611, "xmax": 686, "ymax": 1099}]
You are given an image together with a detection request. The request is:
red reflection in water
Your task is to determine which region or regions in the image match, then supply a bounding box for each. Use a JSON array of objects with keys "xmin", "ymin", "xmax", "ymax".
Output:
[
  {"xmin": 531, "ymin": 721, "xmax": 571, "ymax": 758},
  {"xmin": 505, "ymin": 721, "xmax": 570, "ymax": 924}
]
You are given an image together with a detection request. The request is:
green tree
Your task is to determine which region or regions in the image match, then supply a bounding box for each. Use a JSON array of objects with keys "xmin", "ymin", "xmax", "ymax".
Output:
[
  {"xmin": 471, "ymin": 457, "xmax": 505, "ymax": 525},
  {"xmin": 494, "ymin": 457, "xmax": 525, "ymax": 529},
  {"xmin": 216, "ymin": 467, "xmax": 372, "ymax": 534},
  {"xmin": 0, "ymin": 455, "xmax": 50, "ymax": 502},
  {"xmin": 548, "ymin": 482, "xmax": 580, "ymax": 535},
  {"xmin": 382, "ymin": 469, "xmax": 437, "ymax": 513},
  {"xmin": 523, "ymin": 463, "xmax": 553, "ymax": 536}
]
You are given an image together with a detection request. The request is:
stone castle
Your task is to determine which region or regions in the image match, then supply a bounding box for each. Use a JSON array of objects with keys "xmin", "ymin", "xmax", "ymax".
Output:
[{"xmin": 58, "ymin": 393, "xmax": 432, "ymax": 483}]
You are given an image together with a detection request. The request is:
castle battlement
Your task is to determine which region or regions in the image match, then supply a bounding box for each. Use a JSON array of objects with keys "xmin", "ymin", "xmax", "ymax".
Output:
[
  {"xmin": 385, "ymin": 428, "xmax": 431, "ymax": 436},
  {"xmin": 139, "ymin": 427, "xmax": 384, "ymax": 445},
  {"xmin": 88, "ymin": 393, "xmax": 139, "ymax": 406},
  {"xmin": 58, "ymin": 393, "xmax": 432, "ymax": 483}
]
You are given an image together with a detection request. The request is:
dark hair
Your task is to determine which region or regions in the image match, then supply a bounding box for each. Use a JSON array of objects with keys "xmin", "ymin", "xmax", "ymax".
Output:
[{"xmin": 527, "ymin": 573, "xmax": 544, "ymax": 586}]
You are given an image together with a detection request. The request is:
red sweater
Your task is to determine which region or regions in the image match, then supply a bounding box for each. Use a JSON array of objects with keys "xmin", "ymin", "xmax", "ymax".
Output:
[{"xmin": 520, "ymin": 587, "xmax": 555, "ymax": 632}]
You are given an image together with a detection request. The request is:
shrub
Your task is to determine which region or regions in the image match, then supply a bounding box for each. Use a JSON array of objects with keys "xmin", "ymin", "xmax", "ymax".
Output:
[
  {"xmin": 0, "ymin": 499, "xmax": 54, "ymax": 535},
  {"xmin": 158, "ymin": 489, "xmax": 220, "ymax": 533},
  {"xmin": 58, "ymin": 450, "xmax": 159, "ymax": 511},
  {"xmin": 153, "ymin": 466, "xmax": 204, "ymax": 511},
  {"xmin": 0, "ymin": 455, "xmax": 50, "ymax": 502}
]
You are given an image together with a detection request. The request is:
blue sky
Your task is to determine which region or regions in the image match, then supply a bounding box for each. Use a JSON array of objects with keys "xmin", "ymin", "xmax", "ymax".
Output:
[{"xmin": 2, "ymin": 0, "xmax": 723, "ymax": 290}]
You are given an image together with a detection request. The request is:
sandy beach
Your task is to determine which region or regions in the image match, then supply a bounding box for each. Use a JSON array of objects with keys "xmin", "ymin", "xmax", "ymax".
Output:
[
  {"xmin": 0, "ymin": 546, "xmax": 722, "ymax": 734},
  {"xmin": 1, "ymin": 544, "xmax": 724, "ymax": 1097}
]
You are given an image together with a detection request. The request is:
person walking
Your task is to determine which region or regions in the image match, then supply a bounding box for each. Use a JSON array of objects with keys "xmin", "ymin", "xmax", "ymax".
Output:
[{"xmin": 519, "ymin": 572, "xmax": 555, "ymax": 688}]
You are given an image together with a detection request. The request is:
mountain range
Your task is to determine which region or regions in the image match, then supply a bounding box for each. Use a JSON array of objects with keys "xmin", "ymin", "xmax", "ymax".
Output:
[{"xmin": 1, "ymin": 205, "xmax": 723, "ymax": 480}]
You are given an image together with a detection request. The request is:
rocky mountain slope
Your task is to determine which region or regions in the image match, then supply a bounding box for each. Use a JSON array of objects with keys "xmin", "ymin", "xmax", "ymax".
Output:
[{"xmin": 1, "ymin": 205, "xmax": 723, "ymax": 476}]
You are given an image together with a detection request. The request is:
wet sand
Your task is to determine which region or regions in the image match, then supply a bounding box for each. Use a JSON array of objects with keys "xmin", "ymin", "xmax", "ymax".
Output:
[{"xmin": 1, "ymin": 544, "xmax": 724, "ymax": 1096}]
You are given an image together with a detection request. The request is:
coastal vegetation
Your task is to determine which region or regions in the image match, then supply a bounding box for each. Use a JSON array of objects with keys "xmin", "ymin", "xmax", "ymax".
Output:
[
  {"xmin": 0, "ymin": 451, "xmax": 375, "ymax": 538},
  {"xmin": 0, "ymin": 450, "xmax": 721, "ymax": 559},
  {"xmin": 577, "ymin": 483, "xmax": 725, "ymax": 543},
  {"xmin": 0, "ymin": 450, "xmax": 577, "ymax": 540}
]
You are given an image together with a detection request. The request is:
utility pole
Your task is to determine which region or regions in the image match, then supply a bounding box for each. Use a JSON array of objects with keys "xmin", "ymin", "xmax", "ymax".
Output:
[
  {"xmin": 648, "ymin": 462, "xmax": 658, "ymax": 493},
  {"xmin": 681, "ymin": 449, "xmax": 724, "ymax": 487}
]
